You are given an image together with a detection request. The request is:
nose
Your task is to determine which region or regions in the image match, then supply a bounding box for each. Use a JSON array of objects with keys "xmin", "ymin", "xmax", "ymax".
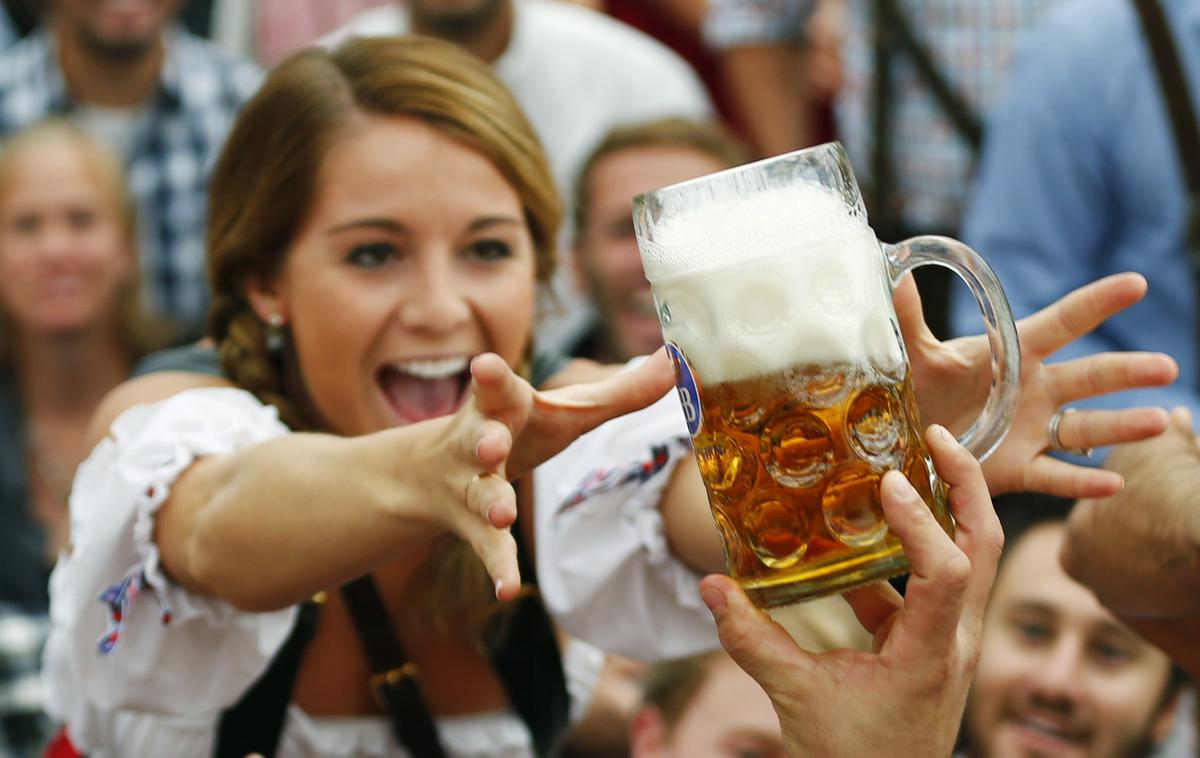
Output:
[
  {"xmin": 397, "ymin": 255, "xmax": 471, "ymax": 335},
  {"xmin": 34, "ymin": 222, "xmax": 75, "ymax": 262},
  {"xmin": 1027, "ymin": 638, "xmax": 1086, "ymax": 705}
]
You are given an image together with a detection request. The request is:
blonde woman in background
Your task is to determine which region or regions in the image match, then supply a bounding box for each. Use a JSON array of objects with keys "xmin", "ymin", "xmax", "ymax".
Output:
[{"xmin": 0, "ymin": 120, "xmax": 170, "ymax": 756}]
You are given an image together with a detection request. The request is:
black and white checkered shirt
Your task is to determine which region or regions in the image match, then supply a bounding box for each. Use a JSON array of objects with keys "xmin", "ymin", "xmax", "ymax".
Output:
[{"xmin": 0, "ymin": 27, "xmax": 261, "ymax": 334}]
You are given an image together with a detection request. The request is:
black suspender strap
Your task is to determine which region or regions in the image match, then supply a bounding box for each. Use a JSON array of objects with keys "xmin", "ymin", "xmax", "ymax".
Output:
[
  {"xmin": 213, "ymin": 601, "xmax": 319, "ymax": 758},
  {"xmin": 479, "ymin": 516, "xmax": 570, "ymax": 757},
  {"xmin": 874, "ymin": 0, "xmax": 984, "ymax": 152},
  {"xmin": 211, "ymin": 511, "xmax": 570, "ymax": 757},
  {"xmin": 869, "ymin": 0, "xmax": 899, "ymax": 227},
  {"xmin": 1132, "ymin": 0, "xmax": 1200, "ymax": 255},
  {"xmin": 340, "ymin": 575, "xmax": 448, "ymax": 758},
  {"xmin": 868, "ymin": 0, "xmax": 985, "ymax": 237},
  {"xmin": 478, "ymin": 590, "xmax": 571, "ymax": 758}
]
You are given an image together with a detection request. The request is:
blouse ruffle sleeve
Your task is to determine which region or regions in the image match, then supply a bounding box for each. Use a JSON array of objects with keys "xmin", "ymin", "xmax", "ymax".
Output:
[
  {"xmin": 43, "ymin": 388, "xmax": 298, "ymax": 723},
  {"xmin": 534, "ymin": 376, "xmax": 720, "ymax": 662}
]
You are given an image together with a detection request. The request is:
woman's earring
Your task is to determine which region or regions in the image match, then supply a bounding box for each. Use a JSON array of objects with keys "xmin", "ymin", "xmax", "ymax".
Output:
[{"xmin": 266, "ymin": 313, "xmax": 285, "ymax": 354}]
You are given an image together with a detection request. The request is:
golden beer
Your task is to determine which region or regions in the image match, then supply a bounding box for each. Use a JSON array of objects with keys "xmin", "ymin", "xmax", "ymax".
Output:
[
  {"xmin": 636, "ymin": 148, "xmax": 1017, "ymax": 608},
  {"xmin": 691, "ymin": 361, "xmax": 953, "ymax": 608}
]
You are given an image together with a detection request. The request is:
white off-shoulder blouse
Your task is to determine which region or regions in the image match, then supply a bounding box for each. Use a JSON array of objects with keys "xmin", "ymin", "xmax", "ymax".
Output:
[
  {"xmin": 45, "ymin": 373, "xmax": 863, "ymax": 757},
  {"xmin": 42, "ymin": 388, "xmax": 604, "ymax": 758}
]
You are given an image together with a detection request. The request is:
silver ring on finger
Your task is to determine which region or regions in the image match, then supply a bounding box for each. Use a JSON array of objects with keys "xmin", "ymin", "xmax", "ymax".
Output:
[{"xmin": 1047, "ymin": 407, "xmax": 1094, "ymax": 458}]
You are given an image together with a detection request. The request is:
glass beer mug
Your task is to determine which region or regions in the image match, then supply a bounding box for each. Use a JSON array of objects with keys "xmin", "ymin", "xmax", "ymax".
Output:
[{"xmin": 633, "ymin": 142, "xmax": 1019, "ymax": 608}]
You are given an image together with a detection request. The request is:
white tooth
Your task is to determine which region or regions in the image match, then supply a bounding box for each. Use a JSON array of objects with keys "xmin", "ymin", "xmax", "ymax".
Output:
[
  {"xmin": 393, "ymin": 357, "xmax": 469, "ymax": 379},
  {"xmin": 1021, "ymin": 716, "xmax": 1071, "ymax": 739}
]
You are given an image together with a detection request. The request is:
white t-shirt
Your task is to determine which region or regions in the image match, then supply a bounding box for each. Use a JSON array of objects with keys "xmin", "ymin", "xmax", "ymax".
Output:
[{"xmin": 322, "ymin": 0, "xmax": 714, "ymax": 354}]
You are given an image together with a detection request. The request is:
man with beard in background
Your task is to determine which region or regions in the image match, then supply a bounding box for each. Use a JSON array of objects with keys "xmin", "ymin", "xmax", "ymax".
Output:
[
  {"xmin": 0, "ymin": 0, "xmax": 260, "ymax": 338},
  {"xmin": 961, "ymin": 496, "xmax": 1187, "ymax": 758}
]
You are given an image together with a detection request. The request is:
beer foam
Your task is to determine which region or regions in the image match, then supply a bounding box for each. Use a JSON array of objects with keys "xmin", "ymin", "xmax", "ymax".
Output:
[
  {"xmin": 654, "ymin": 226, "xmax": 905, "ymax": 384},
  {"xmin": 638, "ymin": 182, "xmax": 869, "ymax": 283}
]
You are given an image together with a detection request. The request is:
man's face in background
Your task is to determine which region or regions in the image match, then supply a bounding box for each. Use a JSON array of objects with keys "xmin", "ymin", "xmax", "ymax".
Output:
[
  {"xmin": 55, "ymin": 0, "xmax": 179, "ymax": 59},
  {"xmin": 407, "ymin": 0, "xmax": 507, "ymax": 36},
  {"xmin": 575, "ymin": 143, "xmax": 730, "ymax": 361},
  {"xmin": 965, "ymin": 523, "xmax": 1177, "ymax": 758}
]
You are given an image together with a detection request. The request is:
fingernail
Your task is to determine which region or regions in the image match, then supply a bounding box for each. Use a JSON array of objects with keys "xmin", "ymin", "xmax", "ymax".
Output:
[
  {"xmin": 486, "ymin": 502, "xmax": 498, "ymax": 525},
  {"xmin": 700, "ymin": 585, "xmax": 727, "ymax": 615},
  {"xmin": 935, "ymin": 424, "xmax": 954, "ymax": 443},
  {"xmin": 475, "ymin": 440, "xmax": 485, "ymax": 460},
  {"xmin": 495, "ymin": 579, "xmax": 504, "ymax": 599},
  {"xmin": 883, "ymin": 471, "xmax": 918, "ymax": 505}
]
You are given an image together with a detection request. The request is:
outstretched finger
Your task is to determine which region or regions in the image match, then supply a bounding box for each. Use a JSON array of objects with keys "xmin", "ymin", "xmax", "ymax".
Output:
[
  {"xmin": 1017, "ymin": 273, "xmax": 1147, "ymax": 359},
  {"xmin": 700, "ymin": 574, "xmax": 813, "ymax": 694},
  {"xmin": 1018, "ymin": 455, "xmax": 1125, "ymax": 499},
  {"xmin": 466, "ymin": 525, "xmax": 520, "ymax": 602},
  {"xmin": 465, "ymin": 471, "xmax": 517, "ymax": 528},
  {"xmin": 471, "ymin": 352, "xmax": 533, "ymax": 433},
  {"xmin": 877, "ymin": 470, "xmax": 968, "ymax": 657},
  {"xmin": 1046, "ymin": 352, "xmax": 1178, "ymax": 404},
  {"xmin": 1048, "ymin": 406, "xmax": 1170, "ymax": 452},
  {"xmin": 537, "ymin": 347, "xmax": 675, "ymax": 417},
  {"xmin": 472, "ymin": 419, "xmax": 514, "ymax": 471},
  {"xmin": 925, "ymin": 425, "xmax": 1003, "ymax": 627}
]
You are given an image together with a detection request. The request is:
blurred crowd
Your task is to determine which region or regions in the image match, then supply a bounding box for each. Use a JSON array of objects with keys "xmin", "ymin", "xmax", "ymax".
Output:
[{"xmin": 0, "ymin": 1, "xmax": 1198, "ymax": 757}]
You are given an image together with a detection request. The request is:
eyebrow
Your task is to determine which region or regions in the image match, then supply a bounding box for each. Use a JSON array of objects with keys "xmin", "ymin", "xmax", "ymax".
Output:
[
  {"xmin": 1008, "ymin": 601, "xmax": 1142, "ymax": 644},
  {"xmin": 467, "ymin": 216, "xmax": 523, "ymax": 233},
  {"xmin": 1009, "ymin": 600, "xmax": 1054, "ymax": 615},
  {"xmin": 325, "ymin": 215, "xmax": 523, "ymax": 236},
  {"xmin": 326, "ymin": 217, "xmax": 409, "ymax": 235}
]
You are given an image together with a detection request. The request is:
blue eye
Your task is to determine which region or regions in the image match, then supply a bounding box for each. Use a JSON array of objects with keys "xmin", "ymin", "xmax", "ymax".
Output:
[
  {"xmin": 346, "ymin": 242, "xmax": 396, "ymax": 268},
  {"xmin": 466, "ymin": 239, "xmax": 513, "ymax": 262}
]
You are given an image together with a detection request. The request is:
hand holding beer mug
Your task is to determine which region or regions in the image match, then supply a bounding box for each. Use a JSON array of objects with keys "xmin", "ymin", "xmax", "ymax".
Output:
[{"xmin": 634, "ymin": 142, "xmax": 1019, "ymax": 607}]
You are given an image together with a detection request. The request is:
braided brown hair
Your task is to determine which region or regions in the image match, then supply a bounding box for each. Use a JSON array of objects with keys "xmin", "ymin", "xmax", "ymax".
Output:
[
  {"xmin": 206, "ymin": 36, "xmax": 561, "ymax": 620},
  {"xmin": 207, "ymin": 36, "xmax": 559, "ymax": 428}
]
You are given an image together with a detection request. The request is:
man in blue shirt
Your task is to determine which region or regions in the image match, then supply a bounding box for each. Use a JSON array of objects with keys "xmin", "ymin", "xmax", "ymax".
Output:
[{"xmin": 951, "ymin": 0, "xmax": 1200, "ymax": 416}]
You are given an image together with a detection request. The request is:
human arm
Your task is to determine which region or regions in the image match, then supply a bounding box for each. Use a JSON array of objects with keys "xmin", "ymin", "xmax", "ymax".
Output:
[
  {"xmin": 89, "ymin": 353, "xmax": 534, "ymax": 612},
  {"xmin": 701, "ymin": 424, "xmax": 1000, "ymax": 757},
  {"xmin": 704, "ymin": 0, "xmax": 818, "ymax": 154},
  {"xmin": 903, "ymin": 272, "xmax": 1178, "ymax": 498},
  {"xmin": 1058, "ymin": 406, "xmax": 1200, "ymax": 620}
]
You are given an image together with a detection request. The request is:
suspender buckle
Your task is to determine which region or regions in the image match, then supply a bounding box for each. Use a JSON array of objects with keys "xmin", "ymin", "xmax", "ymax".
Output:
[{"xmin": 368, "ymin": 662, "xmax": 421, "ymax": 711}]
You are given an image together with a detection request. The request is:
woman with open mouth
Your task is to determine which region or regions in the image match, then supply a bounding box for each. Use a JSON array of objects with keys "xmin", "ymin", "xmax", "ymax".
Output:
[{"xmin": 40, "ymin": 33, "xmax": 1180, "ymax": 758}]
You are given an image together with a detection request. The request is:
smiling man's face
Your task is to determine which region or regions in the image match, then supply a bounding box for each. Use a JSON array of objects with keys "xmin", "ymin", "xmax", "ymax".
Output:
[{"xmin": 965, "ymin": 523, "xmax": 1176, "ymax": 758}]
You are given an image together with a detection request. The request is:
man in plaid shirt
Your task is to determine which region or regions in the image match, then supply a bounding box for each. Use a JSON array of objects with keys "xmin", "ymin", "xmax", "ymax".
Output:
[
  {"xmin": 705, "ymin": 0, "xmax": 1054, "ymax": 236},
  {"xmin": 0, "ymin": 1, "xmax": 261, "ymax": 337}
]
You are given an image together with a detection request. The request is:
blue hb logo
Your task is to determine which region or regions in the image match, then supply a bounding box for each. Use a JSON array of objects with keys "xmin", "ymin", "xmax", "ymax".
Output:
[{"xmin": 666, "ymin": 342, "xmax": 702, "ymax": 437}]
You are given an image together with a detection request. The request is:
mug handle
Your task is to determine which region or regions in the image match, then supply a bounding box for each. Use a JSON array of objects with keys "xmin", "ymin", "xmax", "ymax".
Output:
[{"xmin": 883, "ymin": 236, "xmax": 1021, "ymax": 461}]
